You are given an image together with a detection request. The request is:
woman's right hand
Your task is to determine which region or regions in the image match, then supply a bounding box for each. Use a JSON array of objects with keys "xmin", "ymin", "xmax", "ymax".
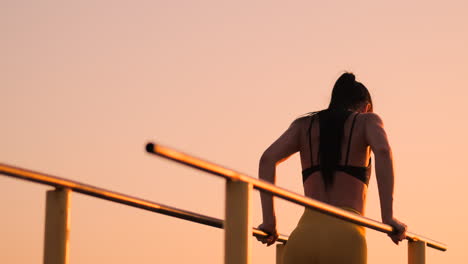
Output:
[
  {"xmin": 383, "ymin": 217, "xmax": 407, "ymax": 245},
  {"xmin": 256, "ymin": 222, "xmax": 278, "ymax": 246}
]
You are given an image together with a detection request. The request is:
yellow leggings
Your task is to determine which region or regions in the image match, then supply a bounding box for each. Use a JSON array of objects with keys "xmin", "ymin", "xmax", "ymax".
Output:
[{"xmin": 282, "ymin": 208, "xmax": 367, "ymax": 264}]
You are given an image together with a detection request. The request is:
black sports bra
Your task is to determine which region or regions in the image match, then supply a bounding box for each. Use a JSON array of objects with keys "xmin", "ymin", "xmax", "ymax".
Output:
[{"xmin": 301, "ymin": 113, "xmax": 371, "ymax": 185}]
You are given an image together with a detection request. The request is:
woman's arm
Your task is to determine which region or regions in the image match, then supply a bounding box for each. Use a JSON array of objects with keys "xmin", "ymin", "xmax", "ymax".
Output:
[
  {"xmin": 365, "ymin": 113, "xmax": 407, "ymax": 244},
  {"xmin": 257, "ymin": 118, "xmax": 302, "ymax": 246}
]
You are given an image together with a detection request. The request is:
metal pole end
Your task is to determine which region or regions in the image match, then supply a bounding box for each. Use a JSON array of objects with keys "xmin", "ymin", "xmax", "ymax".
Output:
[{"xmin": 146, "ymin": 143, "xmax": 155, "ymax": 153}]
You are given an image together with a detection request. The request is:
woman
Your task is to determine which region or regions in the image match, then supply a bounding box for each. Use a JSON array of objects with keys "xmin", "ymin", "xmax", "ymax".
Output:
[{"xmin": 256, "ymin": 73, "xmax": 407, "ymax": 264}]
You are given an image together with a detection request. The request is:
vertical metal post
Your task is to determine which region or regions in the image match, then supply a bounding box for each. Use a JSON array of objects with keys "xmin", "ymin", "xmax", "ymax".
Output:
[
  {"xmin": 224, "ymin": 180, "xmax": 252, "ymax": 264},
  {"xmin": 408, "ymin": 240, "xmax": 426, "ymax": 264},
  {"xmin": 276, "ymin": 243, "xmax": 285, "ymax": 264},
  {"xmin": 44, "ymin": 188, "xmax": 71, "ymax": 264}
]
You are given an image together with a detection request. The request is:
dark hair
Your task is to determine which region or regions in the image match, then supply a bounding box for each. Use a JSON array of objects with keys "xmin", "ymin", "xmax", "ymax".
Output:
[
  {"xmin": 319, "ymin": 72, "xmax": 372, "ymax": 189},
  {"xmin": 329, "ymin": 72, "xmax": 372, "ymax": 112}
]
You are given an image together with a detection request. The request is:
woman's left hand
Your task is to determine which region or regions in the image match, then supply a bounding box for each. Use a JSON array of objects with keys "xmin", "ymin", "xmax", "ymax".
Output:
[{"xmin": 256, "ymin": 222, "xmax": 278, "ymax": 246}]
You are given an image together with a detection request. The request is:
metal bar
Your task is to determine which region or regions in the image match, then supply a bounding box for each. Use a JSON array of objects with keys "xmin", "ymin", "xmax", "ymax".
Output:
[
  {"xmin": 276, "ymin": 244, "xmax": 285, "ymax": 264},
  {"xmin": 254, "ymin": 229, "xmax": 288, "ymax": 244},
  {"xmin": 146, "ymin": 142, "xmax": 447, "ymax": 252},
  {"xmin": 225, "ymin": 181, "xmax": 252, "ymax": 264},
  {"xmin": 0, "ymin": 163, "xmax": 287, "ymax": 243},
  {"xmin": 408, "ymin": 240, "xmax": 426, "ymax": 264},
  {"xmin": 43, "ymin": 188, "xmax": 71, "ymax": 264}
]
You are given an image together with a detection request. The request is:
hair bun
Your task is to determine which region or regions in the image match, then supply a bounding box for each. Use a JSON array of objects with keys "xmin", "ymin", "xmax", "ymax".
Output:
[
  {"xmin": 342, "ymin": 72, "xmax": 356, "ymax": 83},
  {"xmin": 336, "ymin": 72, "xmax": 356, "ymax": 89},
  {"xmin": 329, "ymin": 71, "xmax": 371, "ymax": 111}
]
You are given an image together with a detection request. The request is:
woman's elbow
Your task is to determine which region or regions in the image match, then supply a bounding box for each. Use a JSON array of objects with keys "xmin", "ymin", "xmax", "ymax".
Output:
[{"xmin": 259, "ymin": 152, "xmax": 276, "ymax": 166}]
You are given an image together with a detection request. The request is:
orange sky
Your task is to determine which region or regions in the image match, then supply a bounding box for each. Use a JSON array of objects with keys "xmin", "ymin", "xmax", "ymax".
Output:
[{"xmin": 1, "ymin": 0, "xmax": 467, "ymax": 263}]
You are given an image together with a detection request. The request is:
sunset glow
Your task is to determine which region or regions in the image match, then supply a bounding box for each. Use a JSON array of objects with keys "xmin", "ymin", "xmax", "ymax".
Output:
[{"xmin": 2, "ymin": 1, "xmax": 467, "ymax": 263}]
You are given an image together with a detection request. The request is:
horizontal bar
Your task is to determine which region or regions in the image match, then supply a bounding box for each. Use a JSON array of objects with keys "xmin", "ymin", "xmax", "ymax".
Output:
[
  {"xmin": 0, "ymin": 163, "xmax": 287, "ymax": 243},
  {"xmin": 146, "ymin": 142, "xmax": 447, "ymax": 252}
]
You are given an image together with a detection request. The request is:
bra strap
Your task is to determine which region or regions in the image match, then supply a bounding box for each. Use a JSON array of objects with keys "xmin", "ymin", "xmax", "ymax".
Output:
[
  {"xmin": 308, "ymin": 115, "xmax": 315, "ymax": 166},
  {"xmin": 345, "ymin": 113, "xmax": 359, "ymax": 165}
]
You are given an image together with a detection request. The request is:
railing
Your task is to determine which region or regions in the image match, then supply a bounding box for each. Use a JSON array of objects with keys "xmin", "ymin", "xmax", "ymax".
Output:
[
  {"xmin": 144, "ymin": 142, "xmax": 447, "ymax": 264},
  {"xmin": 0, "ymin": 163, "xmax": 286, "ymax": 264},
  {"xmin": 0, "ymin": 142, "xmax": 447, "ymax": 264}
]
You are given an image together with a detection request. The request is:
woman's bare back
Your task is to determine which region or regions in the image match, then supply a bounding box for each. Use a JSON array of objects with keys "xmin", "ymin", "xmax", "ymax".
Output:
[{"xmin": 297, "ymin": 112, "xmax": 371, "ymax": 214}]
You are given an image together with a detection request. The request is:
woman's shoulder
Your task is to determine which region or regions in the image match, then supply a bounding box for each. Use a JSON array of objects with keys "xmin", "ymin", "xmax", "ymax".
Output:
[
  {"xmin": 359, "ymin": 112, "xmax": 385, "ymax": 128},
  {"xmin": 291, "ymin": 112, "xmax": 318, "ymax": 127}
]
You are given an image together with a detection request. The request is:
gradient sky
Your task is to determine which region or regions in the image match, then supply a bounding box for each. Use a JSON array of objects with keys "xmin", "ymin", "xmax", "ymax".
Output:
[{"xmin": 1, "ymin": 0, "xmax": 467, "ymax": 263}]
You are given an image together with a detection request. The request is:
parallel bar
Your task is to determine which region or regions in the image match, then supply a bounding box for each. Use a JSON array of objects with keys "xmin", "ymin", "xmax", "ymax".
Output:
[
  {"xmin": 408, "ymin": 240, "xmax": 426, "ymax": 264},
  {"xmin": 0, "ymin": 163, "xmax": 287, "ymax": 243},
  {"xmin": 146, "ymin": 142, "xmax": 447, "ymax": 252},
  {"xmin": 43, "ymin": 188, "xmax": 71, "ymax": 264},
  {"xmin": 225, "ymin": 181, "xmax": 252, "ymax": 264},
  {"xmin": 276, "ymin": 244, "xmax": 285, "ymax": 264},
  {"xmin": 254, "ymin": 229, "xmax": 288, "ymax": 244}
]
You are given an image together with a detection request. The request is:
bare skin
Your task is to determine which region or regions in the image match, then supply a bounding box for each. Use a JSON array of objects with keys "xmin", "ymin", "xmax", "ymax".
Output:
[{"xmin": 257, "ymin": 104, "xmax": 407, "ymax": 246}]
